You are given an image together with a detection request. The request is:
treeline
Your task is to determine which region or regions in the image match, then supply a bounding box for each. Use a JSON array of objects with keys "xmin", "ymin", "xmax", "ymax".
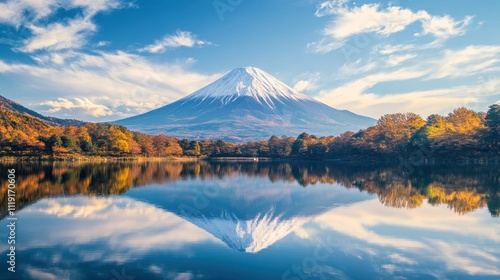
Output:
[
  {"xmin": 212, "ymin": 105, "xmax": 500, "ymax": 160},
  {"xmin": 0, "ymin": 107, "xmax": 184, "ymax": 157},
  {"xmin": 228, "ymin": 104, "xmax": 500, "ymax": 160},
  {"xmin": 0, "ymin": 104, "xmax": 499, "ymax": 160}
]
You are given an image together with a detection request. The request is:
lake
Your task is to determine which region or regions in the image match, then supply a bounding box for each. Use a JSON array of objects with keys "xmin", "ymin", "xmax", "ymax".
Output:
[{"xmin": 0, "ymin": 161, "xmax": 499, "ymax": 280}]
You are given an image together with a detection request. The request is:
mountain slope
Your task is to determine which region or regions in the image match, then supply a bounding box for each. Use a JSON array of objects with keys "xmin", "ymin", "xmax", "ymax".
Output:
[
  {"xmin": 115, "ymin": 67, "xmax": 375, "ymax": 142},
  {"xmin": 0, "ymin": 95, "xmax": 86, "ymax": 127}
]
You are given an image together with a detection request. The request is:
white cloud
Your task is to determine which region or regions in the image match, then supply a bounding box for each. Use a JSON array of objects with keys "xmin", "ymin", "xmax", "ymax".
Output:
[
  {"xmin": 324, "ymin": 4, "xmax": 422, "ymax": 39},
  {"xmin": 430, "ymin": 45, "xmax": 500, "ymax": 79},
  {"xmin": 315, "ymin": 67, "xmax": 492, "ymax": 118},
  {"xmin": 293, "ymin": 227, "xmax": 311, "ymax": 239},
  {"xmin": 0, "ymin": 50, "xmax": 219, "ymax": 121},
  {"xmin": 385, "ymin": 54, "xmax": 416, "ymax": 67},
  {"xmin": 139, "ymin": 31, "xmax": 212, "ymax": 54},
  {"xmin": 0, "ymin": 60, "xmax": 10, "ymax": 72},
  {"xmin": 315, "ymin": 0, "xmax": 349, "ymax": 17},
  {"xmin": 20, "ymin": 18, "xmax": 96, "ymax": 52},
  {"xmin": 418, "ymin": 15, "xmax": 473, "ymax": 40},
  {"xmin": 377, "ymin": 43, "xmax": 417, "ymax": 55},
  {"xmin": 339, "ymin": 59, "xmax": 378, "ymax": 76},
  {"xmin": 40, "ymin": 97, "xmax": 113, "ymax": 117},
  {"xmin": 314, "ymin": 43, "xmax": 500, "ymax": 117},
  {"xmin": 70, "ymin": 0, "xmax": 121, "ymax": 15},
  {"xmin": 389, "ymin": 253, "xmax": 417, "ymax": 265},
  {"xmin": 311, "ymin": 1, "xmax": 472, "ymax": 52},
  {"xmin": 0, "ymin": 0, "xmax": 123, "ymax": 52},
  {"xmin": 94, "ymin": 40, "xmax": 109, "ymax": 47},
  {"xmin": 0, "ymin": 0, "xmax": 57, "ymax": 27},
  {"xmin": 292, "ymin": 72, "xmax": 321, "ymax": 92},
  {"xmin": 307, "ymin": 38, "xmax": 346, "ymax": 54},
  {"xmin": 293, "ymin": 80, "xmax": 315, "ymax": 92}
]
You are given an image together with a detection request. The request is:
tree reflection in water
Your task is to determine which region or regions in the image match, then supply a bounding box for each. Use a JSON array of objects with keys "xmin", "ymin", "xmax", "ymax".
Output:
[{"xmin": 0, "ymin": 161, "xmax": 498, "ymax": 218}]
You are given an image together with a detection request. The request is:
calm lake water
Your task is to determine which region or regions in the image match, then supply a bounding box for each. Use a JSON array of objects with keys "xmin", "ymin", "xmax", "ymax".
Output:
[{"xmin": 0, "ymin": 161, "xmax": 499, "ymax": 280}]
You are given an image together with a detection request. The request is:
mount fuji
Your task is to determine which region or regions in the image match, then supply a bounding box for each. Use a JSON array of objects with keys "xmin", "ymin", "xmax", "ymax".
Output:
[{"xmin": 115, "ymin": 67, "xmax": 375, "ymax": 142}]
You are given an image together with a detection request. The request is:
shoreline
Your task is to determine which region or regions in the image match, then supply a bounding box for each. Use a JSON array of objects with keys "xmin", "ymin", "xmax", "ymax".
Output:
[
  {"xmin": 0, "ymin": 155, "xmax": 499, "ymax": 165},
  {"xmin": 0, "ymin": 155, "xmax": 201, "ymax": 162}
]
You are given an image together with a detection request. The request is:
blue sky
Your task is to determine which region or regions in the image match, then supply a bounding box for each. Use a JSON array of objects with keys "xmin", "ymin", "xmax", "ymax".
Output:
[{"xmin": 0, "ymin": 0, "xmax": 499, "ymax": 121}]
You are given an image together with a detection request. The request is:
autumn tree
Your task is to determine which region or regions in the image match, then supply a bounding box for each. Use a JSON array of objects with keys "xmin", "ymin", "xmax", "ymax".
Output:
[
  {"xmin": 193, "ymin": 141, "xmax": 201, "ymax": 157},
  {"xmin": 447, "ymin": 107, "xmax": 484, "ymax": 134},
  {"xmin": 328, "ymin": 131, "xmax": 354, "ymax": 157},
  {"xmin": 151, "ymin": 135, "xmax": 182, "ymax": 156},
  {"xmin": 108, "ymin": 125, "xmax": 131, "ymax": 154},
  {"xmin": 164, "ymin": 139, "xmax": 183, "ymax": 156},
  {"xmin": 268, "ymin": 136, "xmax": 294, "ymax": 157},
  {"xmin": 376, "ymin": 113, "xmax": 425, "ymax": 153},
  {"xmin": 134, "ymin": 132, "xmax": 155, "ymax": 156},
  {"xmin": 76, "ymin": 126, "xmax": 93, "ymax": 152}
]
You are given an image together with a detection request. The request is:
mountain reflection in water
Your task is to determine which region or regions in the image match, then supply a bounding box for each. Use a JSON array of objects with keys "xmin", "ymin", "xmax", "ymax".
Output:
[{"xmin": 0, "ymin": 161, "xmax": 499, "ymax": 280}]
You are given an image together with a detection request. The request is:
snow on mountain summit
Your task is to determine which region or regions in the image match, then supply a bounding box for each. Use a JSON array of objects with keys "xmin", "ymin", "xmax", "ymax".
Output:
[{"xmin": 184, "ymin": 67, "xmax": 313, "ymax": 108}]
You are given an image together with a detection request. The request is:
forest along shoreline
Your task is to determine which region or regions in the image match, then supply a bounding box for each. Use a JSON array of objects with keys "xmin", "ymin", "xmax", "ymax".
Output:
[{"xmin": 0, "ymin": 105, "xmax": 499, "ymax": 164}]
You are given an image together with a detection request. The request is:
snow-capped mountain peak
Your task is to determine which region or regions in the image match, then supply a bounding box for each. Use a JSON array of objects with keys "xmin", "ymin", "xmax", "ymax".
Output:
[
  {"xmin": 114, "ymin": 66, "xmax": 376, "ymax": 142},
  {"xmin": 184, "ymin": 67, "xmax": 314, "ymax": 107}
]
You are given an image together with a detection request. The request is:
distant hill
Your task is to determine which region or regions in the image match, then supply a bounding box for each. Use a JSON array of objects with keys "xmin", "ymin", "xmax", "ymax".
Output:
[
  {"xmin": 0, "ymin": 95, "xmax": 86, "ymax": 127},
  {"xmin": 114, "ymin": 67, "xmax": 376, "ymax": 142}
]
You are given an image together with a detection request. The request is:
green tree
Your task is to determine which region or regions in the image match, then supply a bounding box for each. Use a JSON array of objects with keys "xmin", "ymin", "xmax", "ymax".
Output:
[
  {"xmin": 485, "ymin": 104, "xmax": 500, "ymax": 147},
  {"xmin": 61, "ymin": 135, "xmax": 79, "ymax": 152},
  {"xmin": 48, "ymin": 134, "xmax": 62, "ymax": 149},
  {"xmin": 486, "ymin": 104, "xmax": 500, "ymax": 127},
  {"xmin": 292, "ymin": 139, "xmax": 308, "ymax": 156}
]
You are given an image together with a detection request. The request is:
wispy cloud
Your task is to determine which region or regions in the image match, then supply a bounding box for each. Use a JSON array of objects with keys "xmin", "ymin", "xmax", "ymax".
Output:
[
  {"xmin": 377, "ymin": 44, "xmax": 418, "ymax": 55},
  {"xmin": 430, "ymin": 45, "xmax": 500, "ymax": 79},
  {"xmin": 20, "ymin": 18, "xmax": 96, "ymax": 52},
  {"xmin": 315, "ymin": 52, "xmax": 500, "ymax": 118},
  {"xmin": 0, "ymin": 0, "xmax": 219, "ymax": 121},
  {"xmin": 310, "ymin": 0, "xmax": 472, "ymax": 52},
  {"xmin": 292, "ymin": 72, "xmax": 321, "ymax": 92},
  {"xmin": 0, "ymin": 0, "xmax": 57, "ymax": 27},
  {"xmin": 0, "ymin": 50, "xmax": 219, "ymax": 121},
  {"xmin": 40, "ymin": 97, "xmax": 113, "ymax": 118},
  {"xmin": 385, "ymin": 54, "xmax": 416, "ymax": 67},
  {"xmin": 417, "ymin": 14, "xmax": 473, "ymax": 40},
  {"xmin": 309, "ymin": 2, "xmax": 498, "ymax": 118},
  {"xmin": 139, "ymin": 31, "xmax": 212, "ymax": 53},
  {"xmin": 94, "ymin": 41, "xmax": 110, "ymax": 47},
  {"xmin": 1, "ymin": 0, "xmax": 122, "ymax": 52},
  {"xmin": 339, "ymin": 59, "xmax": 378, "ymax": 76}
]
